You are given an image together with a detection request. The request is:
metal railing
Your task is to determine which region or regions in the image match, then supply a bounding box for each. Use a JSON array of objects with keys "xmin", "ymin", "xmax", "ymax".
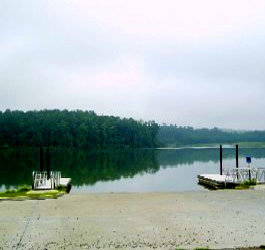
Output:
[
  {"xmin": 256, "ymin": 168, "xmax": 265, "ymax": 183},
  {"xmin": 32, "ymin": 171, "xmax": 61, "ymax": 189},
  {"xmin": 50, "ymin": 171, "xmax": 61, "ymax": 189},
  {"xmin": 32, "ymin": 171, "xmax": 47, "ymax": 189},
  {"xmin": 224, "ymin": 167, "xmax": 265, "ymax": 185}
]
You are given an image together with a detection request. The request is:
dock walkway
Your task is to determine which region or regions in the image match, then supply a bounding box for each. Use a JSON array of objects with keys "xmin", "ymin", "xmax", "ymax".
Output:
[{"xmin": 198, "ymin": 174, "xmax": 235, "ymax": 189}]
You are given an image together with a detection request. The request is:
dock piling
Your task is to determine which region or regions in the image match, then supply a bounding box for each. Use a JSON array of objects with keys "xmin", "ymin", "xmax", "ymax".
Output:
[
  {"xmin": 40, "ymin": 147, "xmax": 43, "ymax": 172},
  {"xmin": 47, "ymin": 147, "xmax": 50, "ymax": 180},
  {"xmin": 236, "ymin": 144, "xmax": 239, "ymax": 179},
  {"xmin": 220, "ymin": 145, "xmax": 223, "ymax": 175},
  {"xmin": 236, "ymin": 144, "xmax": 239, "ymax": 169}
]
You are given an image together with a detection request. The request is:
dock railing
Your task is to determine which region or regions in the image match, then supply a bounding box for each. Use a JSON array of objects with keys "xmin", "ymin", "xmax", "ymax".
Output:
[
  {"xmin": 32, "ymin": 171, "xmax": 62, "ymax": 189},
  {"xmin": 32, "ymin": 171, "xmax": 48, "ymax": 189},
  {"xmin": 224, "ymin": 167, "xmax": 265, "ymax": 185},
  {"xmin": 256, "ymin": 168, "xmax": 265, "ymax": 183},
  {"xmin": 50, "ymin": 171, "xmax": 61, "ymax": 188}
]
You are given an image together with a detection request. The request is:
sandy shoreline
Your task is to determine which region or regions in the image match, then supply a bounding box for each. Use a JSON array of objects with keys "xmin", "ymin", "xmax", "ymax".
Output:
[{"xmin": 0, "ymin": 190, "xmax": 265, "ymax": 249}]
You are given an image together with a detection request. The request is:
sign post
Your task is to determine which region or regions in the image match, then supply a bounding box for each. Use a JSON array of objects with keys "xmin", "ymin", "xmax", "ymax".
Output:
[{"xmin": 246, "ymin": 156, "xmax": 252, "ymax": 181}]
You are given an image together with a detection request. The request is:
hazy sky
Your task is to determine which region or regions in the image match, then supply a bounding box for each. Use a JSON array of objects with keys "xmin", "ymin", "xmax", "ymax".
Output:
[{"xmin": 1, "ymin": 0, "xmax": 265, "ymax": 130}]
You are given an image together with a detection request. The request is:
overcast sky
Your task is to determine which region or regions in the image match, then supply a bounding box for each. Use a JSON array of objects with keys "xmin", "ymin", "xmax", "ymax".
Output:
[{"xmin": 1, "ymin": 1, "xmax": 265, "ymax": 130}]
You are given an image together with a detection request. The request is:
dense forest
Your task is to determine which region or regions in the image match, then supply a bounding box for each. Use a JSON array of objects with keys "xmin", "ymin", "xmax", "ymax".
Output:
[
  {"xmin": 157, "ymin": 125, "xmax": 265, "ymax": 146},
  {"xmin": 1, "ymin": 110, "xmax": 265, "ymax": 149},
  {"xmin": 0, "ymin": 110, "xmax": 159, "ymax": 149}
]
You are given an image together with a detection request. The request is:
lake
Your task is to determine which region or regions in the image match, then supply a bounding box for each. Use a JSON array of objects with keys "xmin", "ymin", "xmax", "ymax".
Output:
[{"xmin": 1, "ymin": 147, "xmax": 265, "ymax": 192}]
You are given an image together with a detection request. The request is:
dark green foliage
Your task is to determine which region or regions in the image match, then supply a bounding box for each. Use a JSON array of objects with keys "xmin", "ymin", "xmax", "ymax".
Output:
[
  {"xmin": 5, "ymin": 189, "xmax": 16, "ymax": 194},
  {"xmin": 0, "ymin": 109, "xmax": 159, "ymax": 149},
  {"xmin": 157, "ymin": 125, "xmax": 265, "ymax": 147},
  {"xmin": 0, "ymin": 186, "xmax": 31, "ymax": 197},
  {"xmin": 235, "ymin": 180, "xmax": 257, "ymax": 189},
  {"xmin": 0, "ymin": 187, "xmax": 64, "ymax": 199},
  {"xmin": 16, "ymin": 186, "xmax": 31, "ymax": 192}
]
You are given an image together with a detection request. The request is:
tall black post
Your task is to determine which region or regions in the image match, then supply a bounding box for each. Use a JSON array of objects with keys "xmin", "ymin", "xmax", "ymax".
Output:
[
  {"xmin": 236, "ymin": 144, "xmax": 239, "ymax": 169},
  {"xmin": 40, "ymin": 147, "xmax": 44, "ymax": 172},
  {"xmin": 236, "ymin": 144, "xmax": 239, "ymax": 179},
  {"xmin": 220, "ymin": 145, "xmax": 223, "ymax": 175},
  {"xmin": 47, "ymin": 147, "xmax": 50, "ymax": 179}
]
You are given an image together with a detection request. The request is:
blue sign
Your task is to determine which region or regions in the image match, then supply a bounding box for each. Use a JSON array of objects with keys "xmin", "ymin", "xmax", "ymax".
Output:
[{"xmin": 246, "ymin": 156, "xmax": 251, "ymax": 164}]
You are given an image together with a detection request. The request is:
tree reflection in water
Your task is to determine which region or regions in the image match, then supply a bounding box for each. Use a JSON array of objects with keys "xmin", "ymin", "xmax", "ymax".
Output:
[{"xmin": 1, "ymin": 147, "xmax": 265, "ymax": 190}]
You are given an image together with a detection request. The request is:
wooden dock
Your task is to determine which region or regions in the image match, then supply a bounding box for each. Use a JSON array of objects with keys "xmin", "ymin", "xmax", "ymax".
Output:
[{"xmin": 197, "ymin": 174, "xmax": 235, "ymax": 189}]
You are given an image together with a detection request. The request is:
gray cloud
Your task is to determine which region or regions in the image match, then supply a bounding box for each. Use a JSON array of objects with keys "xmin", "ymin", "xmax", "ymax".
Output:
[{"xmin": 1, "ymin": 0, "xmax": 265, "ymax": 129}]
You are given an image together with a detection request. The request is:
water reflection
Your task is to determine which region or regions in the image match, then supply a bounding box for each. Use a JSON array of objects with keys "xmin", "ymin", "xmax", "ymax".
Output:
[
  {"xmin": 0, "ymin": 147, "xmax": 265, "ymax": 191},
  {"xmin": 0, "ymin": 148, "xmax": 159, "ymax": 189},
  {"xmin": 158, "ymin": 147, "xmax": 265, "ymax": 166}
]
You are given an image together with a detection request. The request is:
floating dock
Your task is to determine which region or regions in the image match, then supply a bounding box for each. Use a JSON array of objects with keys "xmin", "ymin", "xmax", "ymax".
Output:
[
  {"xmin": 198, "ymin": 144, "xmax": 265, "ymax": 189},
  {"xmin": 198, "ymin": 168, "xmax": 265, "ymax": 189},
  {"xmin": 198, "ymin": 174, "xmax": 235, "ymax": 189},
  {"xmin": 32, "ymin": 147, "xmax": 71, "ymax": 192}
]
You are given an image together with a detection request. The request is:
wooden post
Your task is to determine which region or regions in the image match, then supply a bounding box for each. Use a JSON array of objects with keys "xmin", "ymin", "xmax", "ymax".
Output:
[
  {"xmin": 47, "ymin": 147, "xmax": 50, "ymax": 179},
  {"xmin": 40, "ymin": 147, "xmax": 43, "ymax": 172},
  {"xmin": 220, "ymin": 145, "xmax": 223, "ymax": 175}
]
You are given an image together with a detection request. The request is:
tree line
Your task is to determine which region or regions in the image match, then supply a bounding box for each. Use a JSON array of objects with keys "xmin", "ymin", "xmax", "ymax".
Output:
[
  {"xmin": 1, "ymin": 110, "xmax": 265, "ymax": 149},
  {"xmin": 157, "ymin": 125, "xmax": 265, "ymax": 146},
  {"xmin": 0, "ymin": 110, "xmax": 159, "ymax": 149}
]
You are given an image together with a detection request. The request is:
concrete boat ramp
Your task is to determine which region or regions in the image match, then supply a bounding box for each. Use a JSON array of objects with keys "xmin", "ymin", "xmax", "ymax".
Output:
[{"xmin": 2, "ymin": 191, "xmax": 265, "ymax": 250}]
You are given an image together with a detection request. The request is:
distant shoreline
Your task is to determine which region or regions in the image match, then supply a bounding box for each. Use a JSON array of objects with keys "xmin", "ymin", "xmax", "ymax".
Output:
[
  {"xmin": 1, "ymin": 141, "xmax": 265, "ymax": 151},
  {"xmin": 158, "ymin": 141, "xmax": 265, "ymax": 149}
]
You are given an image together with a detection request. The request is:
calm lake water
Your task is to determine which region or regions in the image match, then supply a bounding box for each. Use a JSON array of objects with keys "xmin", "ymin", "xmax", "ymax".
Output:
[{"xmin": 1, "ymin": 147, "xmax": 265, "ymax": 192}]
